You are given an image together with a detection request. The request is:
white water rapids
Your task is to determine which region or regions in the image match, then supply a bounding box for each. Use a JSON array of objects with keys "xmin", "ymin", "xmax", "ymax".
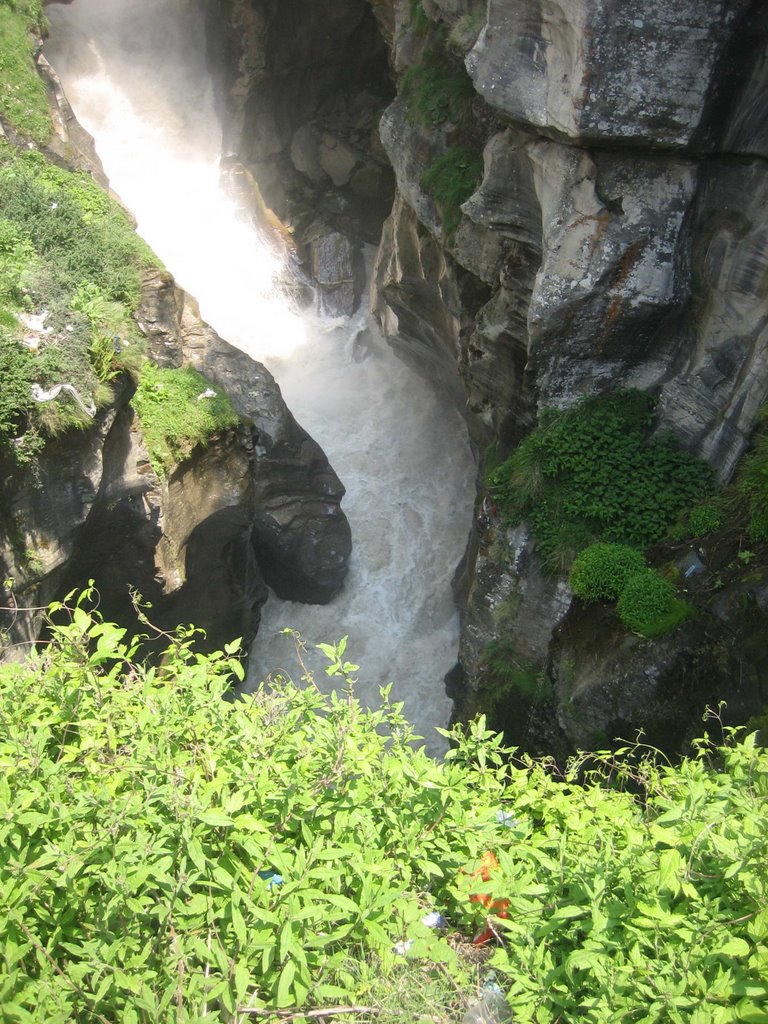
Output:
[{"xmin": 45, "ymin": 0, "xmax": 476, "ymax": 753}]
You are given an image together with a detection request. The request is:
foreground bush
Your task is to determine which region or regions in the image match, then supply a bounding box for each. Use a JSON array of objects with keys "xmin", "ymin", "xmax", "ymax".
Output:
[{"xmin": 0, "ymin": 595, "xmax": 766, "ymax": 1022}]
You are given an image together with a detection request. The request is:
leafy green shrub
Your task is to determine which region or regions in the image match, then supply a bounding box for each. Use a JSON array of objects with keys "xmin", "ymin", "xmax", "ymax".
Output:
[
  {"xmin": 686, "ymin": 503, "xmax": 722, "ymax": 537},
  {"xmin": 421, "ymin": 147, "xmax": 482, "ymax": 236},
  {"xmin": 132, "ymin": 362, "xmax": 241, "ymax": 476},
  {"xmin": 569, "ymin": 542, "xmax": 646, "ymax": 601},
  {"xmin": 1, "ymin": 595, "xmax": 766, "ymax": 1022},
  {"xmin": 489, "ymin": 391, "xmax": 714, "ymax": 572},
  {"xmin": 402, "ymin": 45, "xmax": 476, "ymax": 128},
  {"xmin": 738, "ymin": 406, "xmax": 768, "ymax": 542},
  {"xmin": 0, "ymin": 0, "xmax": 50, "ymax": 144},
  {"xmin": 616, "ymin": 567, "xmax": 690, "ymax": 636}
]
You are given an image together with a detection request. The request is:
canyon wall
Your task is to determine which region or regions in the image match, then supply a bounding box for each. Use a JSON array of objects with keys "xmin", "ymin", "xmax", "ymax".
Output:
[{"xmin": 212, "ymin": 0, "xmax": 768, "ymax": 752}]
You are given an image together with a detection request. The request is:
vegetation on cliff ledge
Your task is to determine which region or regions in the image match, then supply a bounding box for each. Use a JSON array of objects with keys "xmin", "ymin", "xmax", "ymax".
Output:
[
  {"xmin": 488, "ymin": 391, "xmax": 714, "ymax": 573},
  {"xmin": 0, "ymin": 144, "xmax": 157, "ymax": 465},
  {"xmin": 0, "ymin": 592, "xmax": 766, "ymax": 1022},
  {"xmin": 131, "ymin": 363, "xmax": 241, "ymax": 478},
  {"xmin": 0, "ymin": 0, "xmax": 50, "ymax": 145}
]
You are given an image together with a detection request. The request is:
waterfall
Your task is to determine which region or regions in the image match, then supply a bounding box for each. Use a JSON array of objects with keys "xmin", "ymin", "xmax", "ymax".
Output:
[{"xmin": 45, "ymin": 0, "xmax": 476, "ymax": 753}]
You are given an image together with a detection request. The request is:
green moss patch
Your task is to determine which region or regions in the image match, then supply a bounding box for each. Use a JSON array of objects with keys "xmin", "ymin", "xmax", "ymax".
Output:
[{"xmin": 421, "ymin": 146, "xmax": 482, "ymax": 236}]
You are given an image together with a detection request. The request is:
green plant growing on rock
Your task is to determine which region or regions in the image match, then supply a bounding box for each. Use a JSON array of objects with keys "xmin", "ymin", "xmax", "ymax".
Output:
[
  {"xmin": 685, "ymin": 503, "xmax": 723, "ymax": 538},
  {"xmin": 616, "ymin": 567, "xmax": 692, "ymax": 637},
  {"xmin": 569, "ymin": 542, "xmax": 647, "ymax": 601},
  {"xmin": 489, "ymin": 390, "xmax": 714, "ymax": 572},
  {"xmin": 421, "ymin": 147, "xmax": 482, "ymax": 236},
  {"xmin": 0, "ymin": 331, "xmax": 40, "ymax": 463},
  {"xmin": 738, "ymin": 405, "xmax": 768, "ymax": 542},
  {"xmin": 0, "ymin": 0, "xmax": 50, "ymax": 144},
  {"xmin": 482, "ymin": 640, "xmax": 552, "ymax": 704},
  {"xmin": 131, "ymin": 362, "xmax": 241, "ymax": 477},
  {"xmin": 410, "ymin": 0, "xmax": 429, "ymax": 35},
  {"xmin": 402, "ymin": 44, "xmax": 476, "ymax": 129}
]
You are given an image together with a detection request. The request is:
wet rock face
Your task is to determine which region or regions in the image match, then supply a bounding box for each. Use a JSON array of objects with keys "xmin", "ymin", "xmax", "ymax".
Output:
[{"xmin": 205, "ymin": 0, "xmax": 395, "ymax": 244}]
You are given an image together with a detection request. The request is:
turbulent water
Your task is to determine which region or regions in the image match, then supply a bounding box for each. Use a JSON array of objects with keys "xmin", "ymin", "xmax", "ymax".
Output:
[{"xmin": 45, "ymin": 0, "xmax": 476, "ymax": 753}]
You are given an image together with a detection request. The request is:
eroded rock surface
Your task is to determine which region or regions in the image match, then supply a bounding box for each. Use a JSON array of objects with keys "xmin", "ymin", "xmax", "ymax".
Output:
[{"xmin": 365, "ymin": 0, "xmax": 768, "ymax": 753}]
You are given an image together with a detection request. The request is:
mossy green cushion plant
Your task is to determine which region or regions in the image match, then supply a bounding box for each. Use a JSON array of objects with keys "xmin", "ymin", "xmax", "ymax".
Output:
[
  {"xmin": 616, "ymin": 567, "xmax": 692, "ymax": 637},
  {"xmin": 569, "ymin": 542, "xmax": 647, "ymax": 602},
  {"xmin": 131, "ymin": 362, "xmax": 241, "ymax": 477}
]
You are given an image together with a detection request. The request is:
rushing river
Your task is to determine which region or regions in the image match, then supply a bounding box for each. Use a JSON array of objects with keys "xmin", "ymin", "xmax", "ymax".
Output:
[{"xmin": 45, "ymin": 0, "xmax": 475, "ymax": 753}]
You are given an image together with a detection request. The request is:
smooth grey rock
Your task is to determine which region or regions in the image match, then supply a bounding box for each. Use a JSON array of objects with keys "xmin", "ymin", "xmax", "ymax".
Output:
[
  {"xmin": 466, "ymin": 0, "xmax": 761, "ymax": 150},
  {"xmin": 528, "ymin": 140, "xmax": 697, "ymax": 407},
  {"xmin": 318, "ymin": 133, "xmax": 359, "ymax": 187},
  {"xmin": 308, "ymin": 227, "xmax": 365, "ymax": 316},
  {"xmin": 655, "ymin": 158, "xmax": 768, "ymax": 479}
]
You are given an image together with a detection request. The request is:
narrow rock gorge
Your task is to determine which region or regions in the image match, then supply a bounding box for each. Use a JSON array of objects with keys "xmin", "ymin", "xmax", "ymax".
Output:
[
  {"xmin": 2, "ymin": 0, "xmax": 767, "ymax": 757},
  {"xmin": 209, "ymin": 0, "xmax": 768, "ymax": 753}
]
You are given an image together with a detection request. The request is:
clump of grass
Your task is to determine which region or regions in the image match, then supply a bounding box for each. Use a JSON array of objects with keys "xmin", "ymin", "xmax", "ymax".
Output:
[
  {"xmin": 131, "ymin": 362, "xmax": 241, "ymax": 477},
  {"xmin": 0, "ymin": 0, "xmax": 50, "ymax": 144},
  {"xmin": 421, "ymin": 146, "xmax": 482, "ymax": 236},
  {"xmin": 410, "ymin": 0, "xmax": 429, "ymax": 36},
  {"xmin": 402, "ymin": 44, "xmax": 476, "ymax": 129},
  {"xmin": 448, "ymin": 9, "xmax": 487, "ymax": 52}
]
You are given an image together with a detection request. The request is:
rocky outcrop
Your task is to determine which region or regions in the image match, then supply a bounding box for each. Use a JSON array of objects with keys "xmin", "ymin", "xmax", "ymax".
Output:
[
  {"xmin": 203, "ymin": 0, "xmax": 396, "ymax": 308},
  {"xmin": 364, "ymin": 0, "xmax": 768, "ymax": 753},
  {"xmin": 139, "ymin": 269, "xmax": 352, "ymax": 604},
  {"xmin": 1, "ymin": 36, "xmax": 352, "ymax": 660}
]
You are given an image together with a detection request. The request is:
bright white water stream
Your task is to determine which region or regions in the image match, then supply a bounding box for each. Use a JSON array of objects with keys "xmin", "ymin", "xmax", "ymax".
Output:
[{"xmin": 46, "ymin": 0, "xmax": 475, "ymax": 753}]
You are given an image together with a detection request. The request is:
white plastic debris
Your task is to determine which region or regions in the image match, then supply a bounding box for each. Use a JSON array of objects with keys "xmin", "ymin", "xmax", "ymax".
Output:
[{"xmin": 31, "ymin": 382, "xmax": 96, "ymax": 417}]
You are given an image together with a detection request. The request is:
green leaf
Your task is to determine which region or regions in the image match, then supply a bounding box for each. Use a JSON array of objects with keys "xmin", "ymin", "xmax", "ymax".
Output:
[
  {"xmin": 276, "ymin": 960, "xmax": 296, "ymax": 1008},
  {"xmin": 720, "ymin": 938, "xmax": 751, "ymax": 958}
]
